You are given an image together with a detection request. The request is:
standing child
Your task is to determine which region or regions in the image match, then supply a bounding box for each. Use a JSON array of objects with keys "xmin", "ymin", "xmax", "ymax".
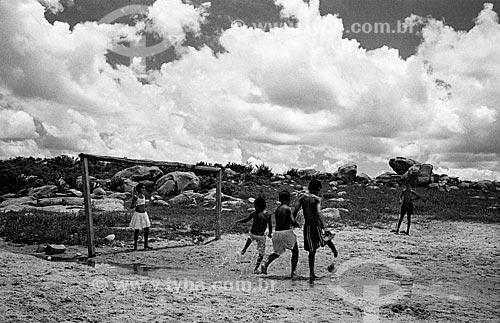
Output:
[
  {"xmin": 392, "ymin": 183, "xmax": 421, "ymax": 235},
  {"xmin": 261, "ymin": 190, "xmax": 300, "ymax": 278},
  {"xmin": 293, "ymin": 179, "xmax": 338, "ymax": 282},
  {"xmin": 129, "ymin": 183, "xmax": 152, "ymax": 250},
  {"xmin": 236, "ymin": 196, "xmax": 272, "ymax": 274}
]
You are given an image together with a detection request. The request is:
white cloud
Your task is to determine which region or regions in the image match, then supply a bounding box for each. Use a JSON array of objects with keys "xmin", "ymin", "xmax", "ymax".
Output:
[
  {"xmin": 0, "ymin": 0, "xmax": 499, "ymax": 181},
  {"xmin": 435, "ymin": 167, "xmax": 500, "ymax": 182},
  {"xmin": 0, "ymin": 110, "xmax": 37, "ymax": 140},
  {"xmin": 148, "ymin": 0, "xmax": 207, "ymax": 48}
]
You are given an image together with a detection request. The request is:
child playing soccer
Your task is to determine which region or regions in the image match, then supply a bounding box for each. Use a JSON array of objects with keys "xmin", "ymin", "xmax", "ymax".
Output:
[
  {"xmin": 236, "ymin": 196, "xmax": 272, "ymax": 274},
  {"xmin": 392, "ymin": 183, "xmax": 421, "ymax": 235},
  {"xmin": 293, "ymin": 179, "xmax": 338, "ymax": 282},
  {"xmin": 261, "ymin": 190, "xmax": 300, "ymax": 278}
]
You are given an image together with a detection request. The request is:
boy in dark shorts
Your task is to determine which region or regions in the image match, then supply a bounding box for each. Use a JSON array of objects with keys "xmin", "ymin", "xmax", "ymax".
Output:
[
  {"xmin": 392, "ymin": 183, "xmax": 421, "ymax": 235},
  {"xmin": 261, "ymin": 190, "xmax": 300, "ymax": 278},
  {"xmin": 236, "ymin": 196, "xmax": 272, "ymax": 273},
  {"xmin": 293, "ymin": 179, "xmax": 338, "ymax": 281}
]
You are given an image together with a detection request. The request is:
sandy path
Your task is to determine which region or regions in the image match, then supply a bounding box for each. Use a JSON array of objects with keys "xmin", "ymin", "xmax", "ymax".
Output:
[{"xmin": 1, "ymin": 219, "xmax": 499, "ymax": 323}]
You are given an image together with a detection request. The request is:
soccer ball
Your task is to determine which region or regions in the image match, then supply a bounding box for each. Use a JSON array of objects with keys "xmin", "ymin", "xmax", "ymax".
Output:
[{"xmin": 327, "ymin": 263, "xmax": 336, "ymax": 273}]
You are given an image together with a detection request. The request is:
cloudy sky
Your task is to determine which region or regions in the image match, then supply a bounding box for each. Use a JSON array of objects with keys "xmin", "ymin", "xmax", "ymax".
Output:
[{"xmin": 1, "ymin": 0, "xmax": 500, "ymax": 180}]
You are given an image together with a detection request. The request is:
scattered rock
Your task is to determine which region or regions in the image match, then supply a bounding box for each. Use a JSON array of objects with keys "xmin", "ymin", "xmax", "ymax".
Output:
[
  {"xmin": 66, "ymin": 189, "xmax": 83, "ymax": 197},
  {"xmin": 28, "ymin": 185, "xmax": 58, "ymax": 198},
  {"xmin": 44, "ymin": 244, "xmax": 66, "ymax": 255},
  {"xmin": 92, "ymin": 187, "xmax": 107, "ymax": 196}
]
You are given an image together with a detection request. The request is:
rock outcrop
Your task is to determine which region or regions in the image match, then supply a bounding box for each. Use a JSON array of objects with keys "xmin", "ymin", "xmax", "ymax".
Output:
[
  {"xmin": 155, "ymin": 171, "xmax": 201, "ymax": 198},
  {"xmin": 389, "ymin": 157, "xmax": 419, "ymax": 175},
  {"xmin": 338, "ymin": 162, "xmax": 357, "ymax": 183}
]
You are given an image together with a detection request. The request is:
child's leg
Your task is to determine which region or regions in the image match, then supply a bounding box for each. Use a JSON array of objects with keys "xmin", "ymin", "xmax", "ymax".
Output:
[
  {"xmin": 406, "ymin": 213, "xmax": 411, "ymax": 235},
  {"xmin": 291, "ymin": 243, "xmax": 299, "ymax": 277},
  {"xmin": 133, "ymin": 229, "xmax": 139, "ymax": 250},
  {"xmin": 396, "ymin": 207, "xmax": 406, "ymax": 234},
  {"xmin": 254, "ymin": 254, "xmax": 264, "ymax": 273},
  {"xmin": 308, "ymin": 250, "xmax": 317, "ymax": 280},
  {"xmin": 144, "ymin": 227, "xmax": 152, "ymax": 249},
  {"xmin": 325, "ymin": 240, "xmax": 338, "ymax": 257},
  {"xmin": 240, "ymin": 238, "xmax": 252, "ymax": 255},
  {"xmin": 261, "ymin": 253, "xmax": 279, "ymax": 274}
]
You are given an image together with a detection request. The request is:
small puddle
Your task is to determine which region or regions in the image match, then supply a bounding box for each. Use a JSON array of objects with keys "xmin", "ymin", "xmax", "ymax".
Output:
[
  {"xmin": 47, "ymin": 256, "xmax": 180, "ymax": 276},
  {"xmin": 91, "ymin": 262, "xmax": 181, "ymax": 276}
]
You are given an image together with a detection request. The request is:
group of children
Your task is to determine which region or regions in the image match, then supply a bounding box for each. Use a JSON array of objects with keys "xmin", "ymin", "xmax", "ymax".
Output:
[
  {"xmin": 237, "ymin": 179, "xmax": 338, "ymax": 282},
  {"xmin": 128, "ymin": 178, "xmax": 421, "ymax": 280}
]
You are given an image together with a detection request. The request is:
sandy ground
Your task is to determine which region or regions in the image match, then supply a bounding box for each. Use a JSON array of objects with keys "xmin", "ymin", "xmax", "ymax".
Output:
[{"xmin": 1, "ymin": 218, "xmax": 499, "ymax": 323}]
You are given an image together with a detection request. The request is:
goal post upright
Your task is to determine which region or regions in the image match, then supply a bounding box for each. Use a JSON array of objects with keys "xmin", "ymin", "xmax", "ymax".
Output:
[
  {"xmin": 215, "ymin": 169, "xmax": 222, "ymax": 240},
  {"xmin": 78, "ymin": 153, "xmax": 222, "ymax": 257},
  {"xmin": 80, "ymin": 154, "xmax": 96, "ymax": 258}
]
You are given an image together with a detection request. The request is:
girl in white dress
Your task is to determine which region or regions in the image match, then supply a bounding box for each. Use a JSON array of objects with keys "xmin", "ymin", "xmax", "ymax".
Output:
[{"xmin": 129, "ymin": 183, "xmax": 152, "ymax": 250}]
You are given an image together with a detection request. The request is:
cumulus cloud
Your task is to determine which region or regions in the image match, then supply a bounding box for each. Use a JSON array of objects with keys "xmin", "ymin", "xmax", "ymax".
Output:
[
  {"xmin": 148, "ymin": 0, "xmax": 207, "ymax": 47},
  {"xmin": 0, "ymin": 0, "xmax": 499, "ymax": 180},
  {"xmin": 435, "ymin": 167, "xmax": 500, "ymax": 181}
]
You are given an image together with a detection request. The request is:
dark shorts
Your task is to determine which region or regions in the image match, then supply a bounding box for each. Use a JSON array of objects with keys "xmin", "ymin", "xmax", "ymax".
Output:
[
  {"xmin": 401, "ymin": 203, "xmax": 413, "ymax": 216},
  {"xmin": 303, "ymin": 225, "xmax": 326, "ymax": 252}
]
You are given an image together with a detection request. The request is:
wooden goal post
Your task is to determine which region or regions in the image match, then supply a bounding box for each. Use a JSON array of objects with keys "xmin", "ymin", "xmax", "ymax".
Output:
[{"xmin": 79, "ymin": 153, "xmax": 222, "ymax": 258}]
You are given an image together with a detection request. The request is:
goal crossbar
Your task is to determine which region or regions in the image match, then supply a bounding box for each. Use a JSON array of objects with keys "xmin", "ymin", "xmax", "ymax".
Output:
[{"xmin": 79, "ymin": 153, "xmax": 223, "ymax": 257}]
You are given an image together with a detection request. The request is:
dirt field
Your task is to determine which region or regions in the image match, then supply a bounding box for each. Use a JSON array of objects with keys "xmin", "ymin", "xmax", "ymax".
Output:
[{"xmin": 1, "ymin": 217, "xmax": 499, "ymax": 323}]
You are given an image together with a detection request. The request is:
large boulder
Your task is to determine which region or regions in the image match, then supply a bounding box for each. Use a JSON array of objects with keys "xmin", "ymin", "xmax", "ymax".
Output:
[
  {"xmin": 356, "ymin": 173, "xmax": 372, "ymax": 183},
  {"xmin": 389, "ymin": 157, "xmax": 419, "ymax": 175},
  {"xmin": 403, "ymin": 165, "xmax": 420, "ymax": 187},
  {"xmin": 168, "ymin": 191, "xmax": 205, "ymax": 205},
  {"xmin": 112, "ymin": 165, "xmax": 163, "ymax": 183},
  {"xmin": 0, "ymin": 196, "xmax": 36, "ymax": 208},
  {"xmin": 92, "ymin": 198, "xmax": 126, "ymax": 212},
  {"xmin": 155, "ymin": 171, "xmax": 201, "ymax": 198},
  {"xmin": 28, "ymin": 185, "xmax": 58, "ymax": 198},
  {"xmin": 418, "ymin": 163, "xmax": 433, "ymax": 185},
  {"xmin": 338, "ymin": 162, "xmax": 357, "ymax": 183}
]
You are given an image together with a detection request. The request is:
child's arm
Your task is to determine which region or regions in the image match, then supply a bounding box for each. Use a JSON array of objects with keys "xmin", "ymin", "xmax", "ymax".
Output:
[
  {"xmin": 267, "ymin": 213, "xmax": 272, "ymax": 238},
  {"xmin": 317, "ymin": 200, "xmax": 326, "ymax": 229},
  {"xmin": 411, "ymin": 190, "xmax": 422, "ymax": 201},
  {"xmin": 129, "ymin": 195, "xmax": 137, "ymax": 209},
  {"xmin": 236, "ymin": 212, "xmax": 254, "ymax": 224},
  {"xmin": 292, "ymin": 201, "xmax": 302, "ymax": 218},
  {"xmin": 289, "ymin": 208, "xmax": 300, "ymax": 227}
]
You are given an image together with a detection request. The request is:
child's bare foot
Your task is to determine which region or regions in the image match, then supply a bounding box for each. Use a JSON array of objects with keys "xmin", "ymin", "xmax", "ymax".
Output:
[{"xmin": 290, "ymin": 271, "xmax": 297, "ymax": 279}]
